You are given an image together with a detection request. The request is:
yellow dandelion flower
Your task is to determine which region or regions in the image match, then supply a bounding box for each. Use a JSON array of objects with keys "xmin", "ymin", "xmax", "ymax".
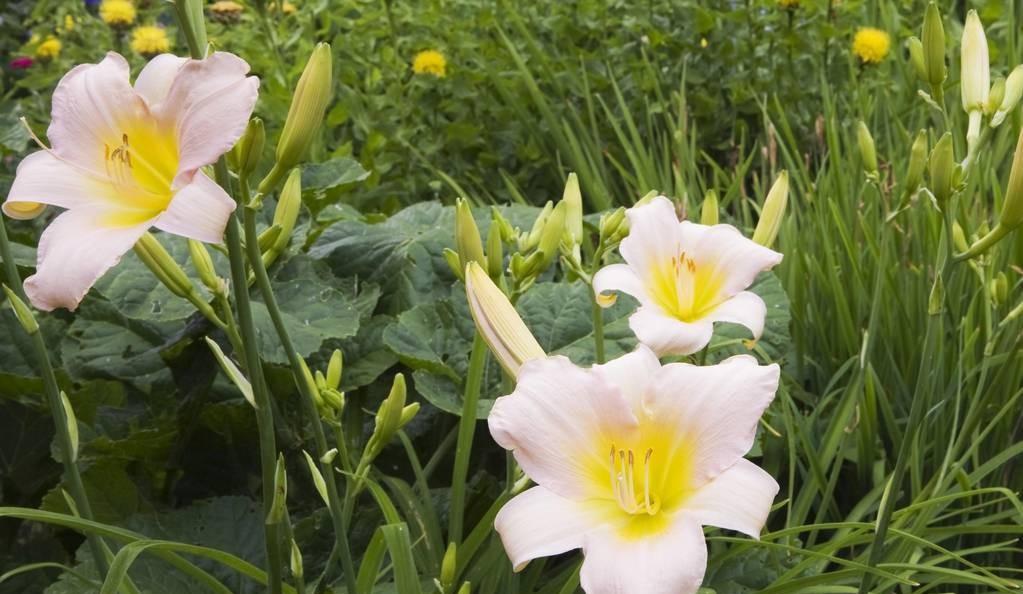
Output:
[
  {"xmin": 281, "ymin": 1, "xmax": 296, "ymax": 14},
  {"xmin": 64, "ymin": 15, "xmax": 75, "ymax": 32},
  {"xmin": 131, "ymin": 25, "xmax": 171, "ymax": 58},
  {"xmin": 852, "ymin": 27, "xmax": 891, "ymax": 64},
  {"xmin": 209, "ymin": 0, "xmax": 244, "ymax": 23},
  {"xmin": 412, "ymin": 49, "xmax": 446, "ymax": 78},
  {"xmin": 99, "ymin": 0, "xmax": 136, "ymax": 27},
  {"xmin": 36, "ymin": 37, "xmax": 61, "ymax": 61}
]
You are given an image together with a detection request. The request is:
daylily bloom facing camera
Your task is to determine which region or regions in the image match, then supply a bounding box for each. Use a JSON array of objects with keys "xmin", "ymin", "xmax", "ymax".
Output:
[
  {"xmin": 490, "ymin": 347, "xmax": 780, "ymax": 593},
  {"xmin": 593, "ymin": 196, "xmax": 782, "ymax": 356},
  {"xmin": 3, "ymin": 52, "xmax": 258, "ymax": 311}
]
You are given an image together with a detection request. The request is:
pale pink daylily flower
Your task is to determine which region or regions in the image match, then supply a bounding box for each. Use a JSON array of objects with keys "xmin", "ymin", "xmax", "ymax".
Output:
[
  {"xmin": 489, "ymin": 346, "xmax": 780, "ymax": 594},
  {"xmin": 3, "ymin": 52, "xmax": 259, "ymax": 311},
  {"xmin": 593, "ymin": 196, "xmax": 783, "ymax": 356}
]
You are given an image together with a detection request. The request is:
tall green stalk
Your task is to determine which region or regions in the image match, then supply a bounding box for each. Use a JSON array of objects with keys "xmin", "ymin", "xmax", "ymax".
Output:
[
  {"xmin": 0, "ymin": 220, "xmax": 113, "ymax": 581},
  {"xmin": 239, "ymin": 186, "xmax": 358, "ymax": 594},
  {"xmin": 448, "ymin": 332, "xmax": 488, "ymax": 543}
]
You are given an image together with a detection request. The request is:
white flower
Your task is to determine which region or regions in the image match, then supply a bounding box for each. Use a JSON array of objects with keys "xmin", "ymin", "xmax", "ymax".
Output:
[
  {"xmin": 593, "ymin": 196, "xmax": 783, "ymax": 356},
  {"xmin": 490, "ymin": 346, "xmax": 780, "ymax": 594},
  {"xmin": 3, "ymin": 52, "xmax": 259, "ymax": 311}
]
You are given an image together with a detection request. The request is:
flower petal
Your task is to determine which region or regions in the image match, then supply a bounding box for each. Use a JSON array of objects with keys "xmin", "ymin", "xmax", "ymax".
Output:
[
  {"xmin": 153, "ymin": 171, "xmax": 236, "ymax": 243},
  {"xmin": 134, "ymin": 54, "xmax": 187, "ymax": 107},
  {"xmin": 618, "ymin": 196, "xmax": 684, "ymax": 279},
  {"xmin": 156, "ymin": 52, "xmax": 258, "ymax": 182},
  {"xmin": 628, "ymin": 306, "xmax": 714, "ymax": 356},
  {"xmin": 579, "ymin": 514, "xmax": 707, "ymax": 594},
  {"xmin": 592, "ymin": 263, "xmax": 651, "ymax": 308},
  {"xmin": 646, "ymin": 356, "xmax": 780, "ymax": 485},
  {"xmin": 24, "ymin": 208, "xmax": 154, "ymax": 311},
  {"xmin": 4, "ymin": 151, "xmax": 116, "ymax": 216},
  {"xmin": 47, "ymin": 52, "xmax": 147, "ymax": 174},
  {"xmin": 495, "ymin": 486, "xmax": 608, "ymax": 571},
  {"xmin": 488, "ymin": 355, "xmax": 639, "ymax": 500},
  {"xmin": 684, "ymin": 458, "xmax": 779, "ymax": 539},
  {"xmin": 593, "ymin": 345, "xmax": 661, "ymax": 411},
  {"xmin": 682, "ymin": 222, "xmax": 783, "ymax": 298},
  {"xmin": 705, "ymin": 290, "xmax": 768, "ymax": 340}
]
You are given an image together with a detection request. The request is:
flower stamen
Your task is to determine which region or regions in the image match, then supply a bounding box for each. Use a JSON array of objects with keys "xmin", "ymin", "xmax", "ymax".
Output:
[{"xmin": 608, "ymin": 446, "xmax": 659, "ymax": 516}]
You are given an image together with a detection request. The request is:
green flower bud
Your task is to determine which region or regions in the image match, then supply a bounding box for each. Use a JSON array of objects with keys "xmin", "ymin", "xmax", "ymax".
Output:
[
  {"xmin": 991, "ymin": 272, "xmax": 1009, "ymax": 306},
  {"xmin": 752, "ymin": 171, "xmax": 789, "ymax": 248},
  {"xmin": 443, "ymin": 248, "xmax": 464, "ymax": 281},
  {"xmin": 928, "ymin": 132, "xmax": 955, "ymax": 204},
  {"xmin": 326, "ymin": 349, "xmax": 343, "ymax": 390},
  {"xmin": 457, "ymin": 582, "xmax": 471, "ymax": 594},
  {"xmin": 857, "ymin": 121, "xmax": 878, "ymax": 176},
  {"xmin": 3, "ymin": 285, "xmax": 38, "ymax": 335},
  {"xmin": 700, "ymin": 190, "xmax": 719, "ymax": 226},
  {"xmin": 440, "ymin": 542, "xmax": 458, "ymax": 589},
  {"xmin": 134, "ymin": 233, "xmax": 195, "ymax": 300},
  {"xmin": 908, "ymin": 36, "xmax": 927, "ymax": 82},
  {"xmin": 952, "ymin": 222, "xmax": 969, "ymax": 253},
  {"xmin": 269, "ymin": 169, "xmax": 302, "ymax": 258},
  {"xmin": 986, "ymin": 77, "xmax": 1006, "ymax": 115},
  {"xmin": 598, "ymin": 207, "xmax": 627, "ymax": 242},
  {"xmin": 263, "ymin": 43, "xmax": 333, "ymax": 192},
  {"xmin": 188, "ymin": 239, "xmax": 222, "ymax": 294},
  {"xmin": 520, "ymin": 201, "xmax": 553, "ymax": 252},
  {"xmin": 486, "ymin": 216, "xmax": 504, "ymax": 280},
  {"xmin": 903, "ymin": 129, "xmax": 928, "ymax": 197},
  {"xmin": 398, "ymin": 402, "xmax": 419, "ymax": 428},
  {"xmin": 231, "ymin": 118, "xmax": 265, "ymax": 178},
  {"xmin": 302, "ymin": 450, "xmax": 330, "ymax": 508},
  {"xmin": 60, "ymin": 391, "xmax": 79, "ymax": 463},
  {"xmin": 536, "ymin": 201, "xmax": 567, "ymax": 269},
  {"xmin": 364, "ymin": 374, "xmax": 407, "ymax": 462},
  {"xmin": 205, "ymin": 337, "xmax": 256, "ymax": 408},
  {"xmin": 999, "ymin": 127, "xmax": 1023, "ymax": 229},
  {"xmin": 290, "ymin": 540, "xmax": 303, "ymax": 580},
  {"xmin": 267, "ymin": 453, "xmax": 288, "ymax": 524},
  {"xmin": 562, "ymin": 172, "xmax": 583, "ymax": 246},
  {"xmin": 922, "ymin": 2, "xmax": 946, "ymax": 88},
  {"xmin": 455, "ymin": 198, "xmax": 485, "ymax": 270},
  {"xmin": 257, "ymin": 224, "xmax": 284, "ymax": 253},
  {"xmin": 993, "ymin": 65, "xmax": 1023, "ymax": 127}
]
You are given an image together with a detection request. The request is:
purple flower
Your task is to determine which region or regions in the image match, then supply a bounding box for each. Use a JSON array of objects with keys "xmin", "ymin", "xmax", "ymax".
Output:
[{"xmin": 10, "ymin": 56, "xmax": 34, "ymax": 70}]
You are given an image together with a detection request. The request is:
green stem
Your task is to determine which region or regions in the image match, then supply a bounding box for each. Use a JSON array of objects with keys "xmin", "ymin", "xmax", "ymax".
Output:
[
  {"xmin": 591, "ymin": 298, "xmax": 606, "ymax": 364},
  {"xmin": 217, "ymin": 161, "xmax": 285, "ymax": 594},
  {"xmin": 448, "ymin": 332, "xmax": 488, "ymax": 543},
  {"xmin": 240, "ymin": 193, "xmax": 358, "ymax": 594},
  {"xmin": 0, "ymin": 220, "xmax": 112, "ymax": 580}
]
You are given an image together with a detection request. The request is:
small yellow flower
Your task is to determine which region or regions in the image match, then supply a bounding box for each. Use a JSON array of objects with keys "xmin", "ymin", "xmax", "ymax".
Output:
[
  {"xmin": 99, "ymin": 0, "xmax": 136, "ymax": 27},
  {"xmin": 282, "ymin": 1, "xmax": 296, "ymax": 14},
  {"xmin": 209, "ymin": 0, "xmax": 244, "ymax": 23},
  {"xmin": 131, "ymin": 25, "xmax": 171, "ymax": 58},
  {"xmin": 64, "ymin": 15, "xmax": 75, "ymax": 32},
  {"xmin": 412, "ymin": 49, "xmax": 446, "ymax": 78},
  {"xmin": 35, "ymin": 37, "xmax": 62, "ymax": 61},
  {"xmin": 700, "ymin": 37, "xmax": 708, "ymax": 48},
  {"xmin": 852, "ymin": 27, "xmax": 891, "ymax": 64}
]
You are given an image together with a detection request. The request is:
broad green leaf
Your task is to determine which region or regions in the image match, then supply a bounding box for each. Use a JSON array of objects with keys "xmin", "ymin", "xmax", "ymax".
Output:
[{"xmin": 301, "ymin": 157, "xmax": 370, "ymax": 192}]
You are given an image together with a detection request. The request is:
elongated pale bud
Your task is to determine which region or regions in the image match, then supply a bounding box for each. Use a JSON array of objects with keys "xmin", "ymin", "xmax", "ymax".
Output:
[
  {"xmin": 986, "ymin": 77, "xmax": 1006, "ymax": 116},
  {"xmin": 928, "ymin": 132, "xmax": 955, "ymax": 204},
  {"xmin": 302, "ymin": 450, "xmax": 330, "ymax": 508},
  {"xmin": 135, "ymin": 233, "xmax": 195, "ymax": 300},
  {"xmin": 993, "ymin": 65, "xmax": 1023, "ymax": 127},
  {"xmin": 440, "ymin": 542, "xmax": 458, "ymax": 590},
  {"xmin": 457, "ymin": 583, "xmax": 471, "ymax": 594},
  {"xmin": 485, "ymin": 218, "xmax": 504, "ymax": 280},
  {"xmin": 562, "ymin": 173, "xmax": 583, "ymax": 246},
  {"xmin": 464, "ymin": 262, "xmax": 545, "ymax": 376},
  {"xmin": 922, "ymin": 2, "xmax": 946, "ymax": 88},
  {"xmin": 952, "ymin": 222, "xmax": 968, "ymax": 253},
  {"xmin": 231, "ymin": 118, "xmax": 265, "ymax": 178},
  {"xmin": 262, "ymin": 43, "xmax": 332, "ymax": 193},
  {"xmin": 326, "ymin": 349, "xmax": 343, "ymax": 390},
  {"xmin": 536, "ymin": 201, "xmax": 567, "ymax": 269},
  {"xmin": 999, "ymin": 126, "xmax": 1023, "ymax": 229},
  {"xmin": 856, "ymin": 121, "xmax": 878, "ymax": 176},
  {"xmin": 3, "ymin": 201, "xmax": 47, "ymax": 220},
  {"xmin": 398, "ymin": 402, "xmax": 419, "ymax": 428},
  {"xmin": 3, "ymin": 285, "xmax": 38, "ymax": 335},
  {"xmin": 752, "ymin": 171, "xmax": 789, "ymax": 248},
  {"xmin": 991, "ymin": 272, "xmax": 1009, "ymax": 306},
  {"xmin": 363, "ymin": 374, "xmax": 408, "ymax": 462},
  {"xmin": 904, "ymin": 129, "xmax": 928, "ymax": 194},
  {"xmin": 290, "ymin": 540, "xmax": 303, "ymax": 580},
  {"xmin": 598, "ymin": 207, "xmax": 628, "ymax": 243},
  {"xmin": 205, "ymin": 337, "xmax": 256, "ymax": 408},
  {"xmin": 267, "ymin": 453, "xmax": 288, "ymax": 524},
  {"xmin": 188, "ymin": 239, "xmax": 222, "ymax": 294},
  {"xmin": 257, "ymin": 224, "xmax": 284, "ymax": 253},
  {"xmin": 509, "ymin": 251, "xmax": 544, "ymax": 281},
  {"xmin": 443, "ymin": 248, "xmax": 463, "ymax": 281},
  {"xmin": 908, "ymin": 36, "xmax": 927, "ymax": 82},
  {"xmin": 269, "ymin": 169, "xmax": 302, "ymax": 258},
  {"xmin": 960, "ymin": 11, "xmax": 989, "ymax": 113},
  {"xmin": 700, "ymin": 190, "xmax": 719, "ymax": 226},
  {"xmin": 455, "ymin": 198, "xmax": 485, "ymax": 270},
  {"xmin": 60, "ymin": 391, "xmax": 79, "ymax": 463},
  {"xmin": 520, "ymin": 201, "xmax": 553, "ymax": 252}
]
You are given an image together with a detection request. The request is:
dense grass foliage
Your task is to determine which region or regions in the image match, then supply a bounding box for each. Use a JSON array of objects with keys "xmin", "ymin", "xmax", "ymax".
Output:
[{"xmin": 1, "ymin": 0, "xmax": 1022, "ymax": 592}]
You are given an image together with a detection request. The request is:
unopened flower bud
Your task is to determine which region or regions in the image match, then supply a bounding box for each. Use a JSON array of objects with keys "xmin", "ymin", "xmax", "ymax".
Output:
[
  {"xmin": 993, "ymin": 65, "xmax": 1023, "ymax": 127},
  {"xmin": 302, "ymin": 450, "xmax": 330, "ymax": 508},
  {"xmin": 188, "ymin": 239, "xmax": 222, "ymax": 294},
  {"xmin": 991, "ymin": 272, "xmax": 1009, "ymax": 306},
  {"xmin": 599, "ymin": 207, "xmax": 627, "ymax": 242},
  {"xmin": 922, "ymin": 2, "xmax": 946, "ymax": 88},
  {"xmin": 700, "ymin": 190, "xmax": 718, "ymax": 226},
  {"xmin": 928, "ymin": 132, "xmax": 955, "ymax": 204},
  {"xmin": 262, "ymin": 43, "xmax": 332, "ymax": 192},
  {"xmin": 465, "ymin": 262, "xmax": 545, "ymax": 376},
  {"xmin": 290, "ymin": 540, "xmax": 303, "ymax": 580},
  {"xmin": 231, "ymin": 118, "xmax": 265, "ymax": 178},
  {"xmin": 443, "ymin": 248, "xmax": 464, "ymax": 281},
  {"xmin": 457, "ymin": 583, "xmax": 471, "ymax": 594},
  {"xmin": 857, "ymin": 121, "xmax": 878, "ymax": 176},
  {"xmin": 269, "ymin": 169, "xmax": 302, "ymax": 258},
  {"xmin": 398, "ymin": 402, "xmax": 419, "ymax": 428},
  {"xmin": 999, "ymin": 127, "xmax": 1023, "ymax": 229},
  {"xmin": 440, "ymin": 542, "xmax": 458, "ymax": 589},
  {"xmin": 267, "ymin": 453, "xmax": 288, "ymax": 524},
  {"xmin": 135, "ymin": 233, "xmax": 195, "ymax": 299},
  {"xmin": 486, "ymin": 217, "xmax": 504, "ymax": 280},
  {"xmin": 752, "ymin": 171, "xmax": 789, "ymax": 248},
  {"xmin": 960, "ymin": 11, "xmax": 990, "ymax": 113},
  {"xmin": 536, "ymin": 201, "xmax": 567, "ymax": 269},
  {"xmin": 904, "ymin": 129, "xmax": 928, "ymax": 194},
  {"xmin": 326, "ymin": 349, "xmax": 343, "ymax": 390},
  {"xmin": 986, "ymin": 77, "xmax": 1006, "ymax": 115},
  {"xmin": 562, "ymin": 173, "xmax": 583, "ymax": 246},
  {"xmin": 3, "ymin": 285, "xmax": 38, "ymax": 335},
  {"xmin": 520, "ymin": 202, "xmax": 553, "ymax": 252},
  {"xmin": 952, "ymin": 222, "xmax": 969, "ymax": 253},
  {"xmin": 60, "ymin": 391, "xmax": 79, "ymax": 462},
  {"xmin": 364, "ymin": 374, "xmax": 408, "ymax": 462},
  {"xmin": 455, "ymin": 198, "xmax": 485, "ymax": 270},
  {"xmin": 908, "ymin": 36, "xmax": 927, "ymax": 82}
]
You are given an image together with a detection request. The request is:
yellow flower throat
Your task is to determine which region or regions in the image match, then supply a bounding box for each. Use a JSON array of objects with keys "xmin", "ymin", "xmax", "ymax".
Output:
[{"xmin": 648, "ymin": 248, "xmax": 723, "ymax": 322}]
